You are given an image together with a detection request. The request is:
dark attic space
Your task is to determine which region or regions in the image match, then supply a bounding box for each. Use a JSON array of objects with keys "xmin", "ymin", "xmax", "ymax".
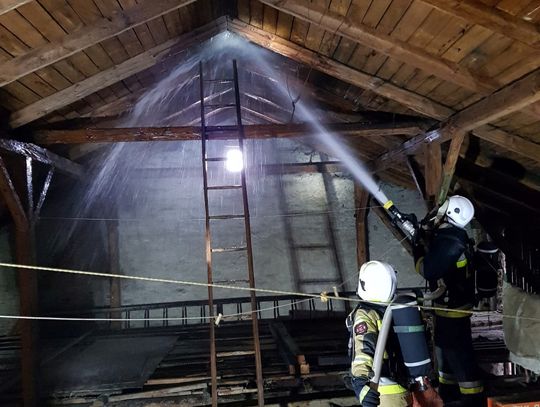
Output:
[{"xmin": 0, "ymin": 1, "xmax": 539, "ymax": 406}]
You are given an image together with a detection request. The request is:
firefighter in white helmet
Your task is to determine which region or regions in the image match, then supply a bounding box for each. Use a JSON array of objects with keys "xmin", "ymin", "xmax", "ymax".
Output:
[
  {"xmin": 346, "ymin": 261, "xmax": 412, "ymax": 407},
  {"xmin": 414, "ymin": 195, "xmax": 484, "ymax": 406}
]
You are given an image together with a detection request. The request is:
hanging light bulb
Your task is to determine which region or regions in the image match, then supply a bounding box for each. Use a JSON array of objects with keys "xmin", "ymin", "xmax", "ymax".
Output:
[{"xmin": 225, "ymin": 148, "xmax": 243, "ymax": 172}]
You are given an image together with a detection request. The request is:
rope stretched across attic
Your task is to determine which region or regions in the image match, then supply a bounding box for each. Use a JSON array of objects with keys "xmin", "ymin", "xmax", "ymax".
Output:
[{"xmin": 0, "ymin": 262, "xmax": 536, "ymax": 324}]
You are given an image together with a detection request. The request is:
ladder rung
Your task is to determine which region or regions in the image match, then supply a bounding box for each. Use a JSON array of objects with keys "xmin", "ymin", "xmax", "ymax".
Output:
[
  {"xmin": 216, "ymin": 350, "xmax": 255, "ymax": 357},
  {"xmin": 284, "ymin": 211, "xmax": 324, "ymax": 217},
  {"xmin": 300, "ymin": 278, "xmax": 337, "ymax": 284},
  {"xmin": 293, "ymin": 244, "xmax": 330, "ymax": 250},
  {"xmin": 205, "ymin": 157, "xmax": 227, "ymax": 162},
  {"xmin": 211, "ymin": 246, "xmax": 247, "ymax": 253},
  {"xmin": 205, "ymin": 104, "xmax": 236, "ymax": 108},
  {"xmin": 207, "ymin": 185, "xmax": 243, "ymax": 190},
  {"xmin": 209, "ymin": 214, "xmax": 245, "ymax": 220},
  {"xmin": 204, "ymin": 79, "xmax": 234, "ymax": 83},
  {"xmin": 213, "ymin": 279, "xmax": 249, "ymax": 284}
]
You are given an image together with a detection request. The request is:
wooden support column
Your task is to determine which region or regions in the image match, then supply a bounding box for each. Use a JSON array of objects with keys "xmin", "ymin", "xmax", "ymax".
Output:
[
  {"xmin": 438, "ymin": 132, "xmax": 467, "ymax": 205},
  {"xmin": 424, "ymin": 143, "xmax": 442, "ymax": 209},
  {"xmin": 0, "ymin": 156, "xmax": 38, "ymax": 406},
  {"xmin": 354, "ymin": 185, "xmax": 370, "ymax": 268},
  {"xmin": 107, "ymin": 219, "xmax": 121, "ymax": 328}
]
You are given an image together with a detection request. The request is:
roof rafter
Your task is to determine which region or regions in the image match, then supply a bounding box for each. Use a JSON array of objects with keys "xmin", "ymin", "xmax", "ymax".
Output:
[
  {"xmin": 228, "ymin": 19, "xmax": 453, "ymax": 120},
  {"xmin": 258, "ymin": 0, "xmax": 498, "ymax": 93},
  {"xmin": 229, "ymin": 19, "xmax": 540, "ymax": 163},
  {"xmin": 0, "ymin": 0, "xmax": 196, "ymax": 87},
  {"xmin": 9, "ymin": 18, "xmax": 226, "ymax": 128},
  {"xmin": 0, "ymin": 0, "xmax": 31, "ymax": 16},
  {"xmin": 419, "ymin": 0, "xmax": 540, "ymax": 50},
  {"xmin": 375, "ymin": 67, "xmax": 540, "ymax": 170}
]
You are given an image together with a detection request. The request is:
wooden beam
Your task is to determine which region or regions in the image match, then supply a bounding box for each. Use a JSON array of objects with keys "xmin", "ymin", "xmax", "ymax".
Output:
[
  {"xmin": 0, "ymin": 0, "xmax": 31, "ymax": 16},
  {"xmin": 33, "ymin": 122, "xmax": 424, "ymax": 144},
  {"xmin": 0, "ymin": 156, "xmax": 27, "ymax": 228},
  {"xmin": 472, "ymin": 125, "xmax": 540, "ymax": 160},
  {"xmin": 354, "ymin": 185, "xmax": 370, "ymax": 268},
  {"xmin": 424, "ymin": 143, "xmax": 442, "ymax": 209},
  {"xmin": 258, "ymin": 0, "xmax": 497, "ymax": 93},
  {"xmin": 437, "ymin": 131, "xmax": 467, "ymax": 205},
  {"xmin": 228, "ymin": 19, "xmax": 454, "ymax": 120},
  {"xmin": 229, "ymin": 19, "xmax": 540, "ymax": 163},
  {"xmin": 0, "ymin": 138, "xmax": 82, "ymax": 177},
  {"xmin": 419, "ymin": 0, "xmax": 540, "ymax": 50},
  {"xmin": 0, "ymin": 156, "xmax": 38, "ymax": 406},
  {"xmin": 0, "ymin": 0, "xmax": 197, "ymax": 87},
  {"xmin": 9, "ymin": 18, "xmax": 226, "ymax": 128},
  {"xmin": 375, "ymin": 68, "xmax": 540, "ymax": 170}
]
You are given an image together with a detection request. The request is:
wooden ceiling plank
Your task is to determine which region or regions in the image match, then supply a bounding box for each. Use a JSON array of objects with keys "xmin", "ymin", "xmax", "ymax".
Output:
[
  {"xmin": 229, "ymin": 18, "xmax": 454, "ymax": 120},
  {"xmin": 163, "ymin": 10, "xmax": 183, "ymax": 37},
  {"xmin": 0, "ymin": 0, "xmax": 197, "ymax": 88},
  {"xmin": 262, "ymin": 4, "xmax": 278, "ymax": 34},
  {"xmin": 238, "ymin": 0, "xmax": 250, "ymax": 23},
  {"xmin": 419, "ymin": 0, "xmax": 540, "ymax": 49},
  {"xmin": 10, "ymin": 18, "xmax": 226, "ymax": 128},
  {"xmin": 258, "ymin": 0, "xmax": 540, "ymax": 119},
  {"xmin": 275, "ymin": 11, "xmax": 294, "ymax": 39}
]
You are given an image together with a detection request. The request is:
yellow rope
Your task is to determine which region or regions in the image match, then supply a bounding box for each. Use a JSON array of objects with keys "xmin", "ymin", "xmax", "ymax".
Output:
[{"xmin": 0, "ymin": 262, "xmax": 537, "ymax": 323}]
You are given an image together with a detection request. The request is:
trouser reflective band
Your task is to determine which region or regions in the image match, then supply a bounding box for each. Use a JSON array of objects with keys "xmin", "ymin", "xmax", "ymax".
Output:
[
  {"xmin": 435, "ymin": 309, "xmax": 472, "ymax": 318},
  {"xmin": 459, "ymin": 381, "xmax": 484, "ymax": 395},
  {"xmin": 379, "ymin": 384, "xmax": 408, "ymax": 395},
  {"xmin": 438, "ymin": 371, "xmax": 457, "ymax": 385},
  {"xmin": 359, "ymin": 385, "xmax": 370, "ymax": 402}
]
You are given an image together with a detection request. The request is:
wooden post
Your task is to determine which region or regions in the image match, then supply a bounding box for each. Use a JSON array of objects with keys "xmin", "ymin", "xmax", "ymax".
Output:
[
  {"xmin": 354, "ymin": 185, "xmax": 370, "ymax": 268},
  {"xmin": 438, "ymin": 132, "xmax": 467, "ymax": 205},
  {"xmin": 107, "ymin": 219, "xmax": 121, "ymax": 328},
  {"xmin": 424, "ymin": 143, "xmax": 442, "ymax": 209},
  {"xmin": 0, "ymin": 156, "xmax": 39, "ymax": 406}
]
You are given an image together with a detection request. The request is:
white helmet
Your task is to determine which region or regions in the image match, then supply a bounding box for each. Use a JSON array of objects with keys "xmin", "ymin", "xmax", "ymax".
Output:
[
  {"xmin": 438, "ymin": 195, "xmax": 474, "ymax": 228},
  {"xmin": 357, "ymin": 261, "xmax": 397, "ymax": 303}
]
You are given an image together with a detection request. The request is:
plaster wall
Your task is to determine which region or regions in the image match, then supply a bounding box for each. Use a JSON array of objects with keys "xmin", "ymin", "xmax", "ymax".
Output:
[{"xmin": 37, "ymin": 139, "xmax": 426, "ymax": 313}]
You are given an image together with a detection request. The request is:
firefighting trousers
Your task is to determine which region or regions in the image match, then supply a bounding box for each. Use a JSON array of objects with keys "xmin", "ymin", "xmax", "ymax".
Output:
[{"xmin": 434, "ymin": 315, "xmax": 484, "ymax": 406}]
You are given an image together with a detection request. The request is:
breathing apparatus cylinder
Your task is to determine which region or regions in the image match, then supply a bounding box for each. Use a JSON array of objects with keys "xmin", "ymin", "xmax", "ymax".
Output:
[
  {"xmin": 383, "ymin": 201, "xmax": 417, "ymax": 240},
  {"xmin": 475, "ymin": 241, "xmax": 499, "ymax": 299},
  {"xmin": 391, "ymin": 294, "xmax": 431, "ymax": 379}
]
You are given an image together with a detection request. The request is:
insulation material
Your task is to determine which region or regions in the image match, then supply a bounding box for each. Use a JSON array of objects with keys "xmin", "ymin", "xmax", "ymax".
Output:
[{"xmin": 503, "ymin": 282, "xmax": 540, "ymax": 373}]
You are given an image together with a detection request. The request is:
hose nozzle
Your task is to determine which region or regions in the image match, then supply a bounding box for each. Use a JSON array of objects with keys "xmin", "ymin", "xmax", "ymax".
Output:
[{"xmin": 383, "ymin": 201, "xmax": 417, "ymax": 240}]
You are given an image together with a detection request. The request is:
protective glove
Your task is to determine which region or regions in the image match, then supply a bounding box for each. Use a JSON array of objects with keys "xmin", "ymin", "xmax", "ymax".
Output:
[{"xmin": 359, "ymin": 385, "xmax": 380, "ymax": 407}]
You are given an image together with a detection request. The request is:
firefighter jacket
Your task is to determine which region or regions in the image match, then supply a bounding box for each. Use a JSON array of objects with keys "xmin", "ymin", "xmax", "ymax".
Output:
[
  {"xmin": 414, "ymin": 223, "xmax": 475, "ymax": 317},
  {"xmin": 346, "ymin": 303, "xmax": 408, "ymax": 399}
]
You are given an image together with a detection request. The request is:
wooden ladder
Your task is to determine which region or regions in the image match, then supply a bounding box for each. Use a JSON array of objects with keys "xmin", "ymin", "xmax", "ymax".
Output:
[
  {"xmin": 276, "ymin": 150, "xmax": 346, "ymax": 297},
  {"xmin": 199, "ymin": 60, "xmax": 264, "ymax": 407}
]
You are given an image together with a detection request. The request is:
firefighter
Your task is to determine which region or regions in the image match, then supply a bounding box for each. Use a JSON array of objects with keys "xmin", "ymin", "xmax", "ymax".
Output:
[
  {"xmin": 346, "ymin": 260, "xmax": 412, "ymax": 407},
  {"xmin": 413, "ymin": 195, "xmax": 484, "ymax": 406}
]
